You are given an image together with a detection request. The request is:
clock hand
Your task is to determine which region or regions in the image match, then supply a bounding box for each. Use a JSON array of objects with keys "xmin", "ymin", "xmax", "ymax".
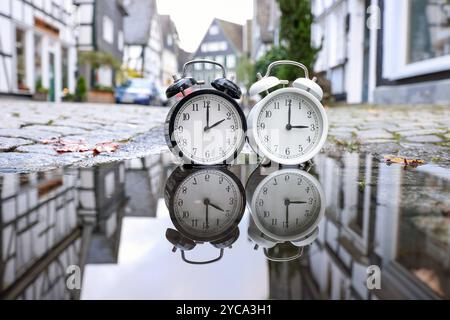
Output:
[
  {"xmin": 286, "ymin": 100, "xmax": 292, "ymax": 130},
  {"xmin": 290, "ymin": 125, "xmax": 309, "ymax": 129},
  {"xmin": 204, "ymin": 199, "xmax": 210, "ymax": 229},
  {"xmin": 204, "ymin": 118, "xmax": 226, "ymax": 132},
  {"xmin": 208, "ymin": 201, "xmax": 224, "ymax": 212},
  {"xmin": 288, "ymin": 101, "xmax": 291, "ymax": 125},
  {"xmin": 285, "ymin": 200, "xmax": 289, "ymax": 229},
  {"xmin": 206, "ymin": 102, "xmax": 210, "ymax": 128},
  {"xmin": 288, "ymin": 200, "xmax": 307, "ymax": 204}
]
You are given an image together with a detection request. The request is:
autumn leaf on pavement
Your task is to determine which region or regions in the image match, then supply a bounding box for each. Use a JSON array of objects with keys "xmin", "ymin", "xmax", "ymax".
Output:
[
  {"xmin": 41, "ymin": 137, "xmax": 119, "ymax": 155},
  {"xmin": 93, "ymin": 142, "xmax": 120, "ymax": 155},
  {"xmin": 384, "ymin": 155, "xmax": 425, "ymax": 167}
]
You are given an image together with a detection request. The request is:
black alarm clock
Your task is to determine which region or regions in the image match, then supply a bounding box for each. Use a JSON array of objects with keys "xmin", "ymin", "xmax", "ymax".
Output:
[
  {"xmin": 165, "ymin": 59, "xmax": 247, "ymax": 165},
  {"xmin": 164, "ymin": 166, "xmax": 246, "ymax": 264}
]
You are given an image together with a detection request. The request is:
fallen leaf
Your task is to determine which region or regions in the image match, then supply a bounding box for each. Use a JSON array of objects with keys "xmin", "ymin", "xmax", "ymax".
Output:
[
  {"xmin": 56, "ymin": 143, "xmax": 91, "ymax": 153},
  {"xmin": 384, "ymin": 155, "xmax": 425, "ymax": 167},
  {"xmin": 93, "ymin": 142, "xmax": 120, "ymax": 155},
  {"xmin": 41, "ymin": 137, "xmax": 119, "ymax": 155}
]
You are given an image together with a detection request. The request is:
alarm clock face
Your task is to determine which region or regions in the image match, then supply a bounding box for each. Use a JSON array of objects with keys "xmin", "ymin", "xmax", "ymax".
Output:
[
  {"xmin": 168, "ymin": 89, "xmax": 246, "ymax": 165},
  {"xmin": 166, "ymin": 167, "xmax": 245, "ymax": 241},
  {"xmin": 251, "ymin": 88, "xmax": 328, "ymax": 165},
  {"xmin": 249, "ymin": 168, "xmax": 324, "ymax": 241}
]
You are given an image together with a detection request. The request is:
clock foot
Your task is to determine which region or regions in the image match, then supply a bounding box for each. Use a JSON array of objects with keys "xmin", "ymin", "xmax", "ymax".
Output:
[{"xmin": 260, "ymin": 157, "xmax": 272, "ymax": 167}]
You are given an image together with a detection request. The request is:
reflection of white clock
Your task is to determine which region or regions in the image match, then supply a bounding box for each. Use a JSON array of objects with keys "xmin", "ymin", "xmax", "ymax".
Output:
[
  {"xmin": 248, "ymin": 60, "xmax": 328, "ymax": 165},
  {"xmin": 165, "ymin": 166, "xmax": 245, "ymax": 242},
  {"xmin": 246, "ymin": 167, "xmax": 325, "ymax": 243}
]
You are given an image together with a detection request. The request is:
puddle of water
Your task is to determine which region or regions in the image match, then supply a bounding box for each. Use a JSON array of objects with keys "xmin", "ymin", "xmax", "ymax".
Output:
[{"xmin": 0, "ymin": 151, "xmax": 448, "ymax": 300}]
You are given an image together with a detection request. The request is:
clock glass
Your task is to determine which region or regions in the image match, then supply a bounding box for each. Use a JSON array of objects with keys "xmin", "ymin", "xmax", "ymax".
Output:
[
  {"xmin": 169, "ymin": 90, "xmax": 246, "ymax": 165},
  {"xmin": 171, "ymin": 169, "xmax": 245, "ymax": 240},
  {"xmin": 251, "ymin": 169, "xmax": 324, "ymax": 241},
  {"xmin": 255, "ymin": 90, "xmax": 326, "ymax": 164}
]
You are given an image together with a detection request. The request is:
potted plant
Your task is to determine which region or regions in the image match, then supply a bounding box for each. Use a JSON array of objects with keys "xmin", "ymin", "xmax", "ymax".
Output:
[
  {"xmin": 75, "ymin": 76, "xmax": 87, "ymax": 102},
  {"xmin": 33, "ymin": 79, "xmax": 49, "ymax": 101},
  {"xmin": 88, "ymin": 84, "xmax": 115, "ymax": 103}
]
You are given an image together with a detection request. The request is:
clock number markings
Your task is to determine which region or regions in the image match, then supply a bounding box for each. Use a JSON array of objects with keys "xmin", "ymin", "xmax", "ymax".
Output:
[
  {"xmin": 254, "ymin": 173, "xmax": 321, "ymax": 236},
  {"xmin": 257, "ymin": 94, "xmax": 321, "ymax": 159},
  {"xmin": 174, "ymin": 95, "xmax": 243, "ymax": 163},
  {"xmin": 174, "ymin": 172, "xmax": 241, "ymax": 235}
]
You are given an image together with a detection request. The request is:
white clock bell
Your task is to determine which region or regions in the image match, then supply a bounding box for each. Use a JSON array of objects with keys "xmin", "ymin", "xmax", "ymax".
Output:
[{"xmin": 247, "ymin": 60, "xmax": 328, "ymax": 165}]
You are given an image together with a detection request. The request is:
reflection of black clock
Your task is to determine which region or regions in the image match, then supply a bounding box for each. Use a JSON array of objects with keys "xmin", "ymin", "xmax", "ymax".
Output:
[
  {"xmin": 164, "ymin": 166, "xmax": 245, "ymax": 264},
  {"xmin": 246, "ymin": 166, "xmax": 325, "ymax": 261}
]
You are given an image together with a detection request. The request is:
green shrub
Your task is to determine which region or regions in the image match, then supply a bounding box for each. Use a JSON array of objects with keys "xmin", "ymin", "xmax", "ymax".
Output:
[
  {"xmin": 93, "ymin": 84, "xmax": 114, "ymax": 93},
  {"xmin": 35, "ymin": 78, "xmax": 49, "ymax": 94},
  {"xmin": 75, "ymin": 76, "xmax": 87, "ymax": 102}
]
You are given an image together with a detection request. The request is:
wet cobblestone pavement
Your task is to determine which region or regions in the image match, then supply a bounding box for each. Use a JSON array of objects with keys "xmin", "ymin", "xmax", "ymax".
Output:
[
  {"xmin": 0, "ymin": 101, "xmax": 168, "ymax": 172},
  {"xmin": 324, "ymin": 104, "xmax": 450, "ymax": 167},
  {"xmin": 0, "ymin": 101, "xmax": 448, "ymax": 172},
  {"xmin": 0, "ymin": 101, "xmax": 449, "ymax": 300}
]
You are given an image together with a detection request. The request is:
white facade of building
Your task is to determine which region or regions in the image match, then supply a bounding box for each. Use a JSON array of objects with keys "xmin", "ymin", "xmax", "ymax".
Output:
[
  {"xmin": 144, "ymin": 16, "xmax": 162, "ymax": 85},
  {"xmin": 312, "ymin": 0, "xmax": 450, "ymax": 105},
  {"xmin": 312, "ymin": 0, "xmax": 367, "ymax": 103},
  {"xmin": 162, "ymin": 46, "xmax": 178, "ymax": 87},
  {"xmin": 123, "ymin": 0, "xmax": 163, "ymax": 86},
  {"xmin": 0, "ymin": 0, "xmax": 77, "ymax": 102}
]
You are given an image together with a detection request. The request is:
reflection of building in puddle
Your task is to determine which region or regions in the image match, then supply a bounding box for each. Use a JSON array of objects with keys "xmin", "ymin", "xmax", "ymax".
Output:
[
  {"xmin": 0, "ymin": 161, "xmax": 129, "ymax": 300},
  {"xmin": 79, "ymin": 162, "xmax": 127, "ymax": 265},
  {"xmin": 299, "ymin": 153, "xmax": 450, "ymax": 300},
  {"xmin": 0, "ymin": 169, "xmax": 81, "ymax": 299},
  {"xmin": 124, "ymin": 155, "xmax": 166, "ymax": 218}
]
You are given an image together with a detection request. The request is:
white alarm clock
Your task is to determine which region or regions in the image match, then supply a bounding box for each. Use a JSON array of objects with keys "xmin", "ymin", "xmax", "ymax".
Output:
[
  {"xmin": 246, "ymin": 166, "xmax": 325, "ymax": 261},
  {"xmin": 165, "ymin": 60, "xmax": 246, "ymax": 165},
  {"xmin": 247, "ymin": 60, "xmax": 328, "ymax": 165}
]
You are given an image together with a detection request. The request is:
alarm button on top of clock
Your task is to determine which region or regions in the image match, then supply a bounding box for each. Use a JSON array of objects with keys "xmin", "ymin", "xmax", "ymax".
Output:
[{"xmin": 292, "ymin": 78, "xmax": 323, "ymax": 101}]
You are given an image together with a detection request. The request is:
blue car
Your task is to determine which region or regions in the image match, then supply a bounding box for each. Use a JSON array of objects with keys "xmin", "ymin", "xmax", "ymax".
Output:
[{"xmin": 115, "ymin": 79, "xmax": 167, "ymax": 106}]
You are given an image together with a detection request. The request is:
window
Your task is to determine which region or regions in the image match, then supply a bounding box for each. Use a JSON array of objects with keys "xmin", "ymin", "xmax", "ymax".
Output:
[
  {"xmin": 205, "ymin": 57, "xmax": 213, "ymax": 70},
  {"xmin": 209, "ymin": 25, "xmax": 219, "ymax": 35},
  {"xmin": 118, "ymin": 31, "xmax": 124, "ymax": 51},
  {"xmin": 102, "ymin": 16, "xmax": 114, "ymax": 44},
  {"xmin": 194, "ymin": 58, "xmax": 202, "ymax": 70},
  {"xmin": 15, "ymin": 28, "xmax": 27, "ymax": 91},
  {"xmin": 215, "ymin": 55, "xmax": 225, "ymax": 66},
  {"xmin": 383, "ymin": 0, "xmax": 450, "ymax": 80},
  {"xmin": 201, "ymin": 41, "xmax": 228, "ymax": 52},
  {"xmin": 167, "ymin": 35, "xmax": 173, "ymax": 46},
  {"xmin": 226, "ymin": 55, "xmax": 236, "ymax": 68},
  {"xmin": 62, "ymin": 47, "xmax": 69, "ymax": 93},
  {"xmin": 408, "ymin": 0, "xmax": 450, "ymax": 63},
  {"xmin": 34, "ymin": 35, "xmax": 42, "ymax": 84}
]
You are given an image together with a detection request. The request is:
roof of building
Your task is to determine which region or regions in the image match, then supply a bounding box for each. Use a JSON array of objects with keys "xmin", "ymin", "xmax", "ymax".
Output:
[
  {"xmin": 159, "ymin": 14, "xmax": 179, "ymax": 51},
  {"xmin": 177, "ymin": 48, "xmax": 193, "ymax": 72},
  {"xmin": 123, "ymin": 0, "xmax": 157, "ymax": 45},
  {"xmin": 255, "ymin": 0, "xmax": 278, "ymax": 43},
  {"xmin": 216, "ymin": 19, "xmax": 243, "ymax": 53}
]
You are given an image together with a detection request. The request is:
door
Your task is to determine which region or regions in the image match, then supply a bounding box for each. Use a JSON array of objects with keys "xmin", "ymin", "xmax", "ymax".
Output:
[
  {"xmin": 49, "ymin": 52, "xmax": 55, "ymax": 102},
  {"xmin": 361, "ymin": 0, "xmax": 371, "ymax": 102}
]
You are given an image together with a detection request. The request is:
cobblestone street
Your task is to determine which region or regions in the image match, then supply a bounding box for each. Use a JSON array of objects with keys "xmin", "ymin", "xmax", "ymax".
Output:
[{"xmin": 0, "ymin": 100, "xmax": 448, "ymax": 172}]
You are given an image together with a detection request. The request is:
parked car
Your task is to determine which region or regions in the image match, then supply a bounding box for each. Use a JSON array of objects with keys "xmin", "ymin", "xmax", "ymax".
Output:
[{"xmin": 115, "ymin": 79, "xmax": 168, "ymax": 106}]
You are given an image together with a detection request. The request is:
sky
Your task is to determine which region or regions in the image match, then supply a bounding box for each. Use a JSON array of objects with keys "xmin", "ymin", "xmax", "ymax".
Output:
[
  {"xmin": 81, "ymin": 201, "xmax": 268, "ymax": 300},
  {"xmin": 156, "ymin": 0, "xmax": 254, "ymax": 53}
]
